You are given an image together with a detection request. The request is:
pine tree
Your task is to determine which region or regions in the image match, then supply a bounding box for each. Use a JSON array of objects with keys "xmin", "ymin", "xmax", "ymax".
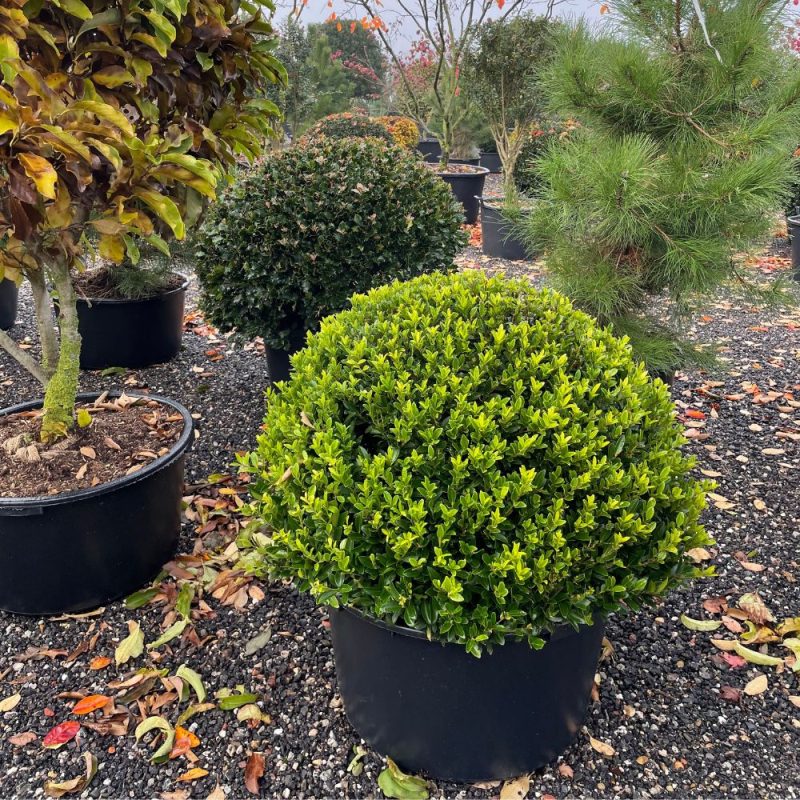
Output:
[
  {"xmin": 523, "ymin": 0, "xmax": 800, "ymax": 371},
  {"xmin": 306, "ymin": 34, "xmax": 355, "ymax": 123}
]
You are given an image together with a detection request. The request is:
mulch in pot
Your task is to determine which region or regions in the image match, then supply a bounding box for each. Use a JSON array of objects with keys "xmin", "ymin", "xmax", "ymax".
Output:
[{"xmin": 73, "ymin": 267, "xmax": 184, "ymax": 300}]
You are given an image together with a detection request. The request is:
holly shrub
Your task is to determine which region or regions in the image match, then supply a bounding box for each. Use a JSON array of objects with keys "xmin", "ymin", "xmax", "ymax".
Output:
[
  {"xmin": 376, "ymin": 115, "xmax": 420, "ymax": 148},
  {"xmin": 194, "ymin": 138, "xmax": 464, "ymax": 348},
  {"xmin": 240, "ymin": 271, "xmax": 713, "ymax": 656},
  {"xmin": 513, "ymin": 119, "xmax": 579, "ymax": 196},
  {"xmin": 300, "ymin": 112, "xmax": 393, "ymax": 144}
]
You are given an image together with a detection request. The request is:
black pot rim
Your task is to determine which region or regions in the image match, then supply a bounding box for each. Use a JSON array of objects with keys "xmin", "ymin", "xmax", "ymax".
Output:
[
  {"xmin": 435, "ymin": 166, "xmax": 490, "ymax": 178},
  {"xmin": 75, "ymin": 273, "xmax": 189, "ymax": 306},
  {"xmin": 0, "ymin": 391, "xmax": 193, "ymax": 509},
  {"xmin": 335, "ymin": 605, "xmax": 598, "ymax": 647}
]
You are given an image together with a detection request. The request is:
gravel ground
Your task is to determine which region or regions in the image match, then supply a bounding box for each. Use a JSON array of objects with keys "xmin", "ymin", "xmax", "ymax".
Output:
[{"xmin": 0, "ymin": 233, "xmax": 799, "ymax": 800}]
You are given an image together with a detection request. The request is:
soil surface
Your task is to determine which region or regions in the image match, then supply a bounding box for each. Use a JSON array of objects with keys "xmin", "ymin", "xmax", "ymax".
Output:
[
  {"xmin": 73, "ymin": 268, "xmax": 185, "ymax": 301},
  {"xmin": 0, "ymin": 394, "xmax": 184, "ymax": 498}
]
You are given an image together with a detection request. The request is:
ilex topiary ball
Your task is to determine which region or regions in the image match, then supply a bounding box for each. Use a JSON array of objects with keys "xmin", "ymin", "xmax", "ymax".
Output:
[
  {"xmin": 300, "ymin": 112, "xmax": 394, "ymax": 144},
  {"xmin": 241, "ymin": 272, "xmax": 713, "ymax": 656},
  {"xmin": 194, "ymin": 137, "xmax": 464, "ymax": 348}
]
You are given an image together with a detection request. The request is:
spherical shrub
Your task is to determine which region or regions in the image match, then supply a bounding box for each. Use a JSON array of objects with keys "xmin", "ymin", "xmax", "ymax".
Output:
[
  {"xmin": 301, "ymin": 112, "xmax": 393, "ymax": 144},
  {"xmin": 194, "ymin": 138, "xmax": 465, "ymax": 348},
  {"xmin": 376, "ymin": 115, "xmax": 420, "ymax": 148},
  {"xmin": 240, "ymin": 271, "xmax": 712, "ymax": 656}
]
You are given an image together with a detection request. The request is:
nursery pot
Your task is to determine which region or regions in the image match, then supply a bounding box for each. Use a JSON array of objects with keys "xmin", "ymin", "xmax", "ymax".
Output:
[
  {"xmin": 0, "ymin": 392, "xmax": 193, "ymax": 615},
  {"xmin": 788, "ymin": 216, "xmax": 800, "ymax": 280},
  {"xmin": 416, "ymin": 139, "xmax": 441, "ymax": 163},
  {"xmin": 480, "ymin": 151, "xmax": 503, "ymax": 173},
  {"xmin": 264, "ymin": 324, "xmax": 307, "ymax": 383},
  {"xmin": 328, "ymin": 606, "xmax": 606, "ymax": 781},
  {"xmin": 438, "ymin": 167, "xmax": 489, "ymax": 225},
  {"xmin": 75, "ymin": 275, "xmax": 188, "ymax": 370},
  {"xmin": 0, "ymin": 278, "xmax": 18, "ymax": 330},
  {"xmin": 449, "ymin": 157, "xmax": 481, "ymax": 167},
  {"xmin": 480, "ymin": 199, "xmax": 529, "ymax": 261}
]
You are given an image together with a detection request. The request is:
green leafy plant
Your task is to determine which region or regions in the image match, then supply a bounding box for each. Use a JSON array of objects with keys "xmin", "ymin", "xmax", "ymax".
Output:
[
  {"xmin": 300, "ymin": 111, "xmax": 393, "ymax": 143},
  {"xmin": 0, "ymin": 0, "xmax": 284, "ymax": 441},
  {"xmin": 512, "ymin": 119, "xmax": 579, "ymax": 197},
  {"xmin": 194, "ymin": 137, "xmax": 464, "ymax": 349},
  {"xmin": 522, "ymin": 2, "xmax": 800, "ymax": 371},
  {"xmin": 240, "ymin": 271, "xmax": 712, "ymax": 657}
]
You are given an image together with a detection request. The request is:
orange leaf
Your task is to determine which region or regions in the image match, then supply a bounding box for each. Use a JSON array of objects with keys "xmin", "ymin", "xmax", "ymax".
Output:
[
  {"xmin": 72, "ymin": 695, "xmax": 111, "ymax": 715},
  {"xmin": 244, "ymin": 753, "xmax": 265, "ymax": 794},
  {"xmin": 685, "ymin": 409, "xmax": 706, "ymax": 420},
  {"xmin": 178, "ymin": 767, "xmax": 209, "ymax": 782},
  {"xmin": 89, "ymin": 656, "xmax": 112, "ymax": 670},
  {"xmin": 170, "ymin": 726, "xmax": 201, "ymax": 758}
]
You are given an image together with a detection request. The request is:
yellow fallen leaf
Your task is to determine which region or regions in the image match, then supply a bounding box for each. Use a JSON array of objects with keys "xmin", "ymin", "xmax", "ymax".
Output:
[
  {"xmin": 687, "ymin": 547, "xmax": 712, "ymax": 562},
  {"xmin": 177, "ymin": 767, "xmax": 209, "ymax": 782},
  {"xmin": 744, "ymin": 673, "xmax": 768, "ymax": 696},
  {"xmin": 499, "ymin": 774, "xmax": 530, "ymax": 800},
  {"xmin": 788, "ymin": 696, "xmax": 800, "ymax": 708},
  {"xmin": 753, "ymin": 498, "xmax": 767, "ymax": 511},
  {"xmin": 0, "ymin": 693, "xmax": 21, "ymax": 712},
  {"xmin": 588, "ymin": 736, "xmax": 615, "ymax": 757}
]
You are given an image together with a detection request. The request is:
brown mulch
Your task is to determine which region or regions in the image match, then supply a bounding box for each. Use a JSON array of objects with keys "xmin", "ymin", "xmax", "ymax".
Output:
[
  {"xmin": 72, "ymin": 267, "xmax": 184, "ymax": 300},
  {"xmin": 0, "ymin": 394, "xmax": 184, "ymax": 498},
  {"xmin": 425, "ymin": 162, "xmax": 487, "ymax": 175}
]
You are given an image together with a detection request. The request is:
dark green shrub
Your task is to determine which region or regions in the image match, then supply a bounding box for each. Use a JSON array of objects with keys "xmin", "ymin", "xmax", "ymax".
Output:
[
  {"xmin": 194, "ymin": 138, "xmax": 465, "ymax": 348},
  {"xmin": 513, "ymin": 119, "xmax": 578, "ymax": 197},
  {"xmin": 240, "ymin": 271, "xmax": 712, "ymax": 656},
  {"xmin": 301, "ymin": 112, "xmax": 393, "ymax": 144}
]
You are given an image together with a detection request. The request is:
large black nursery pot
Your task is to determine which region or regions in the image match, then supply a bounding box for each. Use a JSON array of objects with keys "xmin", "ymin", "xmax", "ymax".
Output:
[
  {"xmin": 328, "ymin": 606, "xmax": 605, "ymax": 782},
  {"xmin": 438, "ymin": 166, "xmax": 489, "ymax": 225},
  {"xmin": 480, "ymin": 198, "xmax": 529, "ymax": 261},
  {"xmin": 449, "ymin": 157, "xmax": 481, "ymax": 167},
  {"xmin": 416, "ymin": 139, "xmax": 441, "ymax": 163},
  {"xmin": 264, "ymin": 323, "xmax": 307, "ymax": 383},
  {"xmin": 480, "ymin": 151, "xmax": 502, "ymax": 173},
  {"xmin": 788, "ymin": 215, "xmax": 800, "ymax": 280},
  {"xmin": 0, "ymin": 278, "xmax": 18, "ymax": 330},
  {"xmin": 76, "ymin": 275, "xmax": 188, "ymax": 370},
  {"xmin": 0, "ymin": 392, "xmax": 193, "ymax": 615}
]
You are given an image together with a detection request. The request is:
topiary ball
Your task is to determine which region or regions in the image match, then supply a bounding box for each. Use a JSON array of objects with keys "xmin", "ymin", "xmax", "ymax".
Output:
[
  {"xmin": 241, "ymin": 271, "xmax": 713, "ymax": 656},
  {"xmin": 300, "ymin": 112, "xmax": 394, "ymax": 144},
  {"xmin": 376, "ymin": 115, "xmax": 420, "ymax": 148},
  {"xmin": 194, "ymin": 137, "xmax": 465, "ymax": 348}
]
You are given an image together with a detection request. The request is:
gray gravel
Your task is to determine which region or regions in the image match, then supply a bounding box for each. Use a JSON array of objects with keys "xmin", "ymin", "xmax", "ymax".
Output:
[{"xmin": 0, "ymin": 246, "xmax": 799, "ymax": 799}]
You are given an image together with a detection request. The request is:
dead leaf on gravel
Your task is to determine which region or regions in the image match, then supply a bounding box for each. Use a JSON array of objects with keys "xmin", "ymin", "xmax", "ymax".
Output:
[
  {"xmin": 721, "ymin": 616, "xmax": 744, "ymax": 633},
  {"xmin": 206, "ymin": 785, "xmax": 226, "ymax": 800},
  {"xmin": 744, "ymin": 673, "xmax": 769, "ymax": 696},
  {"xmin": 177, "ymin": 768, "xmax": 209, "ymax": 782},
  {"xmin": 636, "ymin": 755, "xmax": 649, "ymax": 765},
  {"xmin": 703, "ymin": 596, "xmax": 728, "ymax": 614},
  {"xmin": 761, "ymin": 448, "xmax": 785, "ymax": 456},
  {"xmin": 752, "ymin": 498, "xmax": 767, "ymax": 511},
  {"xmin": 244, "ymin": 753, "xmax": 265, "ymax": 795},
  {"xmin": 789, "ymin": 696, "xmax": 800, "ymax": 708},
  {"xmin": 589, "ymin": 736, "xmax": 615, "ymax": 757},
  {"xmin": 557, "ymin": 763, "xmax": 574, "ymax": 779},
  {"xmin": 8, "ymin": 731, "xmax": 37, "ymax": 746},
  {"xmin": 720, "ymin": 686, "xmax": 742, "ymax": 703},
  {"xmin": 499, "ymin": 774, "xmax": 530, "ymax": 800},
  {"xmin": 43, "ymin": 752, "xmax": 97, "ymax": 798},
  {"xmin": 738, "ymin": 593, "xmax": 776, "ymax": 625},
  {"xmin": 0, "ymin": 692, "xmax": 21, "ymax": 711},
  {"xmin": 708, "ymin": 492, "xmax": 736, "ymax": 510},
  {"xmin": 161, "ymin": 792, "xmax": 190, "ymax": 800},
  {"xmin": 89, "ymin": 656, "xmax": 111, "ymax": 670},
  {"xmin": 687, "ymin": 547, "xmax": 713, "ymax": 562}
]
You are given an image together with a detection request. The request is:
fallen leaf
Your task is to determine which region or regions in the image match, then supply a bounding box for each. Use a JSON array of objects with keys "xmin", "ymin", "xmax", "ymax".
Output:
[
  {"xmin": 89, "ymin": 656, "xmax": 111, "ymax": 670},
  {"xmin": 789, "ymin": 696, "xmax": 800, "ymax": 708},
  {"xmin": 115, "ymin": 621, "xmax": 144, "ymax": 666},
  {"xmin": 43, "ymin": 752, "xmax": 97, "ymax": 798},
  {"xmin": 206, "ymin": 785, "xmax": 226, "ymax": 800},
  {"xmin": 0, "ymin": 693, "xmax": 21, "ymax": 712},
  {"xmin": 711, "ymin": 638, "xmax": 738, "ymax": 651},
  {"xmin": 782, "ymin": 638, "xmax": 800, "ymax": 671},
  {"xmin": 135, "ymin": 716, "xmax": 175, "ymax": 764},
  {"xmin": 753, "ymin": 498, "xmax": 767, "ymax": 511},
  {"xmin": 72, "ymin": 695, "xmax": 111, "ymax": 715},
  {"xmin": 43, "ymin": 721, "xmax": 80, "ymax": 749},
  {"xmin": 178, "ymin": 768, "xmax": 209, "ymax": 782},
  {"xmin": 720, "ymin": 685, "xmax": 742, "ymax": 703},
  {"xmin": 720, "ymin": 652, "xmax": 747, "ymax": 668},
  {"xmin": 687, "ymin": 547, "xmax": 713, "ymax": 563},
  {"xmin": 170, "ymin": 726, "xmax": 201, "ymax": 758},
  {"xmin": 588, "ymin": 736, "xmax": 615, "ymax": 757},
  {"xmin": 8, "ymin": 731, "xmax": 37, "ymax": 746},
  {"xmin": 738, "ymin": 593, "xmax": 776, "ymax": 625},
  {"xmin": 708, "ymin": 492, "xmax": 735, "ymax": 510},
  {"xmin": 218, "ymin": 693, "xmax": 258, "ymax": 710},
  {"xmin": 733, "ymin": 642, "xmax": 784, "ymax": 666},
  {"xmin": 680, "ymin": 614, "xmax": 721, "ymax": 632},
  {"xmin": 744, "ymin": 673, "xmax": 769, "ymax": 696},
  {"xmin": 175, "ymin": 665, "xmax": 206, "ymax": 703},
  {"xmin": 244, "ymin": 627, "xmax": 272, "ymax": 656},
  {"xmin": 557, "ymin": 763, "xmax": 574, "ymax": 779},
  {"xmin": 703, "ymin": 596, "xmax": 728, "ymax": 614},
  {"xmin": 761, "ymin": 448, "xmax": 785, "ymax": 456},
  {"xmin": 244, "ymin": 753, "xmax": 265, "ymax": 795},
  {"xmin": 635, "ymin": 755, "xmax": 649, "ymax": 765},
  {"xmin": 79, "ymin": 446, "xmax": 96, "ymax": 459},
  {"xmin": 721, "ymin": 616, "xmax": 744, "ymax": 633}
]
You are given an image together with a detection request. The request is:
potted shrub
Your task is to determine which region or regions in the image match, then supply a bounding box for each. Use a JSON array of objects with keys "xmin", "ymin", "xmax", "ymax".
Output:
[
  {"xmin": 479, "ymin": 138, "xmax": 502, "ymax": 173},
  {"xmin": 239, "ymin": 271, "xmax": 712, "ymax": 780},
  {"xmin": 194, "ymin": 137, "xmax": 465, "ymax": 382},
  {"xmin": 300, "ymin": 112, "xmax": 394, "ymax": 144},
  {"xmin": 430, "ymin": 163, "xmax": 489, "ymax": 224},
  {"xmin": 0, "ymin": 278, "xmax": 18, "ymax": 330},
  {"xmin": 0, "ymin": 0, "xmax": 283, "ymax": 615},
  {"xmin": 463, "ymin": 15, "xmax": 557, "ymax": 259}
]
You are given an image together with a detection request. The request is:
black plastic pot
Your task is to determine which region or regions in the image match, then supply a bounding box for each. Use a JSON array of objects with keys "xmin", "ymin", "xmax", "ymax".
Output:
[
  {"xmin": 264, "ymin": 325, "xmax": 307, "ymax": 383},
  {"xmin": 76, "ymin": 276, "xmax": 188, "ymax": 370},
  {"xmin": 416, "ymin": 139, "xmax": 441, "ymax": 163},
  {"xmin": 0, "ymin": 278, "xmax": 18, "ymax": 330},
  {"xmin": 449, "ymin": 157, "xmax": 481, "ymax": 167},
  {"xmin": 480, "ymin": 199, "xmax": 529, "ymax": 261},
  {"xmin": 438, "ymin": 167, "xmax": 489, "ymax": 225},
  {"xmin": 328, "ymin": 606, "xmax": 605, "ymax": 781},
  {"xmin": 480, "ymin": 151, "xmax": 502, "ymax": 173},
  {"xmin": 788, "ymin": 216, "xmax": 800, "ymax": 280},
  {"xmin": 0, "ymin": 392, "xmax": 193, "ymax": 615}
]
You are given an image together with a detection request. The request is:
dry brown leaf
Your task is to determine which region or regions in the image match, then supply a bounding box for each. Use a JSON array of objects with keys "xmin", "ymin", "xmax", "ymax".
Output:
[
  {"xmin": 636, "ymin": 755, "xmax": 649, "ymax": 765},
  {"xmin": 244, "ymin": 753, "xmax": 265, "ymax": 795},
  {"xmin": 744, "ymin": 673, "xmax": 768, "ymax": 696},
  {"xmin": 557, "ymin": 763, "xmax": 574, "ymax": 779},
  {"xmin": 8, "ymin": 731, "xmax": 37, "ymax": 747},
  {"xmin": 708, "ymin": 492, "xmax": 735, "ymax": 510},
  {"xmin": 499, "ymin": 774, "xmax": 530, "ymax": 800},
  {"xmin": 76, "ymin": 463, "xmax": 88, "ymax": 480},
  {"xmin": 687, "ymin": 547, "xmax": 713, "ymax": 562},
  {"xmin": 761, "ymin": 448, "xmax": 785, "ymax": 456},
  {"xmin": 588, "ymin": 736, "xmax": 615, "ymax": 757},
  {"xmin": 788, "ymin": 696, "xmax": 800, "ymax": 708},
  {"xmin": 206, "ymin": 785, "xmax": 226, "ymax": 800},
  {"xmin": 79, "ymin": 446, "xmax": 96, "ymax": 460},
  {"xmin": 177, "ymin": 768, "xmax": 209, "ymax": 783},
  {"xmin": 753, "ymin": 498, "xmax": 767, "ymax": 511},
  {"xmin": 0, "ymin": 693, "xmax": 21, "ymax": 712}
]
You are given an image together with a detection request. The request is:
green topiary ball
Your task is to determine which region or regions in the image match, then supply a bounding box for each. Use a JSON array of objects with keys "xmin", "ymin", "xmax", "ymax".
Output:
[
  {"xmin": 194, "ymin": 137, "xmax": 465, "ymax": 348},
  {"xmin": 240, "ymin": 271, "xmax": 712, "ymax": 656},
  {"xmin": 300, "ymin": 112, "xmax": 394, "ymax": 144}
]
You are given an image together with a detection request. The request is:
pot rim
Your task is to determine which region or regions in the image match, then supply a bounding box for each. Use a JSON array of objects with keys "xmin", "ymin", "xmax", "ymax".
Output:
[
  {"xmin": 75, "ymin": 273, "xmax": 190, "ymax": 306},
  {"xmin": 0, "ymin": 391, "xmax": 193, "ymax": 509},
  {"xmin": 435, "ymin": 165, "xmax": 490, "ymax": 178},
  {"xmin": 332, "ymin": 605, "xmax": 600, "ymax": 647}
]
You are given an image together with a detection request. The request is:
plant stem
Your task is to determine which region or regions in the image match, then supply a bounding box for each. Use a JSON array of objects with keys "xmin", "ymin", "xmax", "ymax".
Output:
[
  {"xmin": 0, "ymin": 327, "xmax": 48, "ymax": 385},
  {"xmin": 28, "ymin": 269, "xmax": 57, "ymax": 378},
  {"xmin": 40, "ymin": 260, "xmax": 81, "ymax": 442}
]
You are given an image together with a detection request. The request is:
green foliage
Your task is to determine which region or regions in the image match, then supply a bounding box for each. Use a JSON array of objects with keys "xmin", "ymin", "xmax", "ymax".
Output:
[
  {"xmin": 304, "ymin": 34, "xmax": 354, "ymax": 123},
  {"xmin": 194, "ymin": 138, "xmax": 464, "ymax": 349},
  {"xmin": 301, "ymin": 112, "xmax": 393, "ymax": 143},
  {"xmin": 270, "ymin": 20, "xmax": 314, "ymax": 139},
  {"xmin": 513, "ymin": 119, "xmax": 578, "ymax": 197},
  {"xmin": 523, "ymin": 3, "xmax": 800, "ymax": 371},
  {"xmin": 241, "ymin": 271, "xmax": 712, "ymax": 656}
]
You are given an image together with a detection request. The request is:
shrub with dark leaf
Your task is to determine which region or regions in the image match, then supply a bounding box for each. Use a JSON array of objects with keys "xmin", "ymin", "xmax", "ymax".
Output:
[
  {"xmin": 513, "ymin": 118, "xmax": 579, "ymax": 197},
  {"xmin": 301, "ymin": 112, "xmax": 393, "ymax": 143},
  {"xmin": 194, "ymin": 138, "xmax": 464, "ymax": 348},
  {"xmin": 240, "ymin": 271, "xmax": 712, "ymax": 656}
]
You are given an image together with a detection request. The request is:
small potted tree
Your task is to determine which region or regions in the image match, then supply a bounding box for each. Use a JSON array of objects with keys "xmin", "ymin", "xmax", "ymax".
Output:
[
  {"xmin": 240, "ymin": 270, "xmax": 712, "ymax": 781},
  {"xmin": 194, "ymin": 136, "xmax": 465, "ymax": 382},
  {"xmin": 463, "ymin": 15, "xmax": 556, "ymax": 260},
  {"xmin": 0, "ymin": 0, "xmax": 283, "ymax": 615}
]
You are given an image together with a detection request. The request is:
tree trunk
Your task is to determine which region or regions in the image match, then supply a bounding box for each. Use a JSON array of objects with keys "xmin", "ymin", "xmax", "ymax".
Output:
[
  {"xmin": 40, "ymin": 260, "xmax": 81, "ymax": 442},
  {"xmin": 28, "ymin": 269, "xmax": 58, "ymax": 378}
]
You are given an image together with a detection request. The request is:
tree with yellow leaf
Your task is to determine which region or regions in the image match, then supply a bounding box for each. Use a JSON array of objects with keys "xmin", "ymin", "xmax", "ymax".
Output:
[{"xmin": 0, "ymin": 0, "xmax": 285, "ymax": 440}]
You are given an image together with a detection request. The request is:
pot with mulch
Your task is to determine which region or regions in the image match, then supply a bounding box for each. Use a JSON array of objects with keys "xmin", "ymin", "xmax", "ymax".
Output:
[
  {"xmin": 480, "ymin": 197, "xmax": 530, "ymax": 261},
  {"xmin": 0, "ymin": 278, "xmax": 18, "ymax": 330},
  {"xmin": 480, "ymin": 151, "xmax": 503, "ymax": 173},
  {"xmin": 431, "ymin": 164, "xmax": 489, "ymax": 224},
  {"xmin": 72, "ymin": 269, "xmax": 189, "ymax": 370},
  {"xmin": 0, "ymin": 391, "xmax": 193, "ymax": 615},
  {"xmin": 415, "ymin": 139, "xmax": 441, "ymax": 163},
  {"xmin": 449, "ymin": 157, "xmax": 481, "ymax": 167},
  {"xmin": 788, "ymin": 215, "xmax": 800, "ymax": 279}
]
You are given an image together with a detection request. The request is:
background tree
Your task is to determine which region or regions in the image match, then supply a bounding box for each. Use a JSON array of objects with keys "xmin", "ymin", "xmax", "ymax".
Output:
[
  {"xmin": 272, "ymin": 19, "xmax": 314, "ymax": 139},
  {"xmin": 523, "ymin": 0, "xmax": 800, "ymax": 372},
  {"xmin": 306, "ymin": 33, "xmax": 354, "ymax": 122},
  {"xmin": 0, "ymin": 0, "xmax": 284, "ymax": 440},
  {"xmin": 463, "ymin": 15, "xmax": 556, "ymax": 196}
]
